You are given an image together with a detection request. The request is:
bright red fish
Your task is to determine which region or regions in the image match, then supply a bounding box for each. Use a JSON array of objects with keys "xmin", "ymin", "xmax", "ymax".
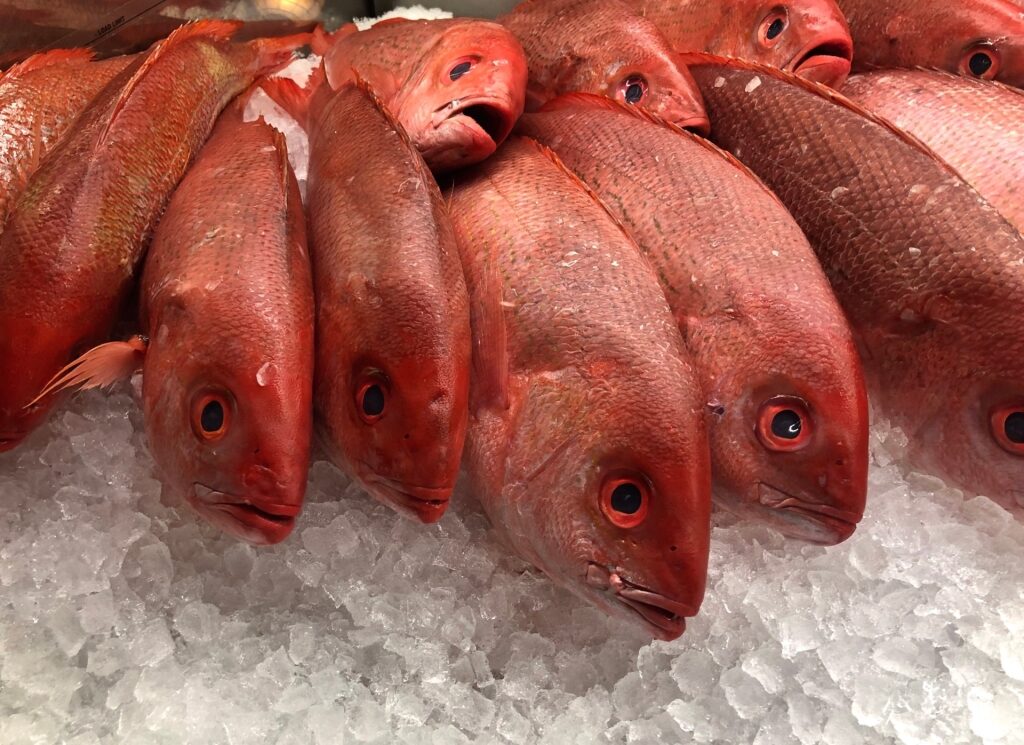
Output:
[{"xmin": 0, "ymin": 21, "xmax": 310, "ymax": 453}]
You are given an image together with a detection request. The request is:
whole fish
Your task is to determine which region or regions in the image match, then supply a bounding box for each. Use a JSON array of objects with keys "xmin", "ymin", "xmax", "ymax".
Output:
[
  {"xmin": 518, "ymin": 96, "xmax": 868, "ymax": 544},
  {"xmin": 843, "ymin": 70, "xmax": 1024, "ymax": 232},
  {"xmin": 497, "ymin": 0, "xmax": 709, "ymax": 132},
  {"xmin": 687, "ymin": 55, "xmax": 1024, "ymax": 509},
  {"xmin": 38, "ymin": 95, "xmax": 315, "ymax": 545},
  {"xmin": 259, "ymin": 70, "xmax": 471, "ymax": 524},
  {"xmin": 0, "ymin": 21, "xmax": 309, "ymax": 453},
  {"xmin": 0, "ymin": 48, "xmax": 135, "ymax": 228},
  {"xmin": 314, "ymin": 18, "xmax": 527, "ymax": 173},
  {"xmin": 628, "ymin": 0, "xmax": 853, "ymax": 87},
  {"xmin": 449, "ymin": 136, "xmax": 712, "ymax": 640},
  {"xmin": 836, "ymin": 0, "xmax": 1024, "ymax": 88}
]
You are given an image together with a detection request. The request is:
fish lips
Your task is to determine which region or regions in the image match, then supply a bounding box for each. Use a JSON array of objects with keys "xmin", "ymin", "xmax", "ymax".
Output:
[
  {"xmin": 0, "ymin": 434, "xmax": 24, "ymax": 453},
  {"xmin": 425, "ymin": 96, "xmax": 516, "ymax": 170},
  {"xmin": 585, "ymin": 564, "xmax": 694, "ymax": 641},
  {"xmin": 188, "ymin": 483, "xmax": 299, "ymax": 545},
  {"xmin": 362, "ymin": 474, "xmax": 451, "ymax": 524},
  {"xmin": 788, "ymin": 37, "xmax": 853, "ymax": 88},
  {"xmin": 757, "ymin": 482, "xmax": 860, "ymax": 544}
]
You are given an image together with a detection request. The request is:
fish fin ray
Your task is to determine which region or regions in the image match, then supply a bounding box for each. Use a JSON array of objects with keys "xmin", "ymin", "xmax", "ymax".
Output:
[
  {"xmin": 26, "ymin": 335, "xmax": 148, "ymax": 408},
  {"xmin": 311, "ymin": 22, "xmax": 357, "ymax": 56},
  {"xmin": 258, "ymin": 61, "xmax": 326, "ymax": 130},
  {"xmin": 5, "ymin": 48, "xmax": 94, "ymax": 77},
  {"xmin": 251, "ymin": 31, "xmax": 315, "ymax": 73}
]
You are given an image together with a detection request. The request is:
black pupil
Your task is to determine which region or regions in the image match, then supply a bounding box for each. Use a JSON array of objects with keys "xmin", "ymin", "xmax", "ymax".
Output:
[
  {"xmin": 610, "ymin": 482, "xmax": 643, "ymax": 514},
  {"xmin": 969, "ymin": 52, "xmax": 992, "ymax": 76},
  {"xmin": 624, "ymin": 81, "xmax": 644, "ymax": 103},
  {"xmin": 771, "ymin": 409, "xmax": 802, "ymax": 439},
  {"xmin": 450, "ymin": 61, "xmax": 472, "ymax": 81},
  {"xmin": 201, "ymin": 401, "xmax": 224, "ymax": 433},
  {"xmin": 1005, "ymin": 412, "xmax": 1024, "ymax": 444},
  {"xmin": 767, "ymin": 18, "xmax": 785, "ymax": 40},
  {"xmin": 362, "ymin": 385, "xmax": 385, "ymax": 417}
]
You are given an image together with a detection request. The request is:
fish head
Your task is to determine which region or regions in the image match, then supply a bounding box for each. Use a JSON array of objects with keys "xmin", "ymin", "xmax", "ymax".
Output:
[
  {"xmin": 396, "ymin": 21, "xmax": 527, "ymax": 172},
  {"xmin": 947, "ymin": 5, "xmax": 1024, "ymax": 88},
  {"xmin": 725, "ymin": 0, "xmax": 852, "ymax": 87},
  {"xmin": 488, "ymin": 369, "xmax": 710, "ymax": 641},
  {"xmin": 697, "ymin": 302, "xmax": 868, "ymax": 544},
  {"xmin": 141, "ymin": 301, "xmax": 312, "ymax": 545}
]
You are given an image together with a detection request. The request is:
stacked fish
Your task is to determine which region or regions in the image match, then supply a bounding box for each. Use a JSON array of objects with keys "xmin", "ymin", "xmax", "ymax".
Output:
[{"xmin": 0, "ymin": 0, "xmax": 1021, "ymax": 641}]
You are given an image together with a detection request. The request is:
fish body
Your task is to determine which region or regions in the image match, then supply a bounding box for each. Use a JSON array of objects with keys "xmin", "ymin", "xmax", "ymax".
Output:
[
  {"xmin": 0, "ymin": 49, "xmax": 135, "ymax": 228},
  {"xmin": 518, "ymin": 98, "xmax": 868, "ymax": 544},
  {"xmin": 688, "ymin": 56, "xmax": 1024, "ymax": 508},
  {"xmin": 318, "ymin": 18, "xmax": 527, "ymax": 172},
  {"xmin": 843, "ymin": 70, "xmax": 1024, "ymax": 232},
  {"xmin": 497, "ymin": 0, "xmax": 709, "ymax": 132},
  {"xmin": 628, "ymin": 0, "xmax": 853, "ymax": 87},
  {"xmin": 262, "ymin": 70, "xmax": 471, "ymax": 523},
  {"xmin": 0, "ymin": 21, "xmax": 308, "ymax": 452},
  {"xmin": 138, "ymin": 100, "xmax": 314, "ymax": 546},
  {"xmin": 836, "ymin": 0, "xmax": 1024, "ymax": 88},
  {"xmin": 449, "ymin": 136, "xmax": 711, "ymax": 640}
]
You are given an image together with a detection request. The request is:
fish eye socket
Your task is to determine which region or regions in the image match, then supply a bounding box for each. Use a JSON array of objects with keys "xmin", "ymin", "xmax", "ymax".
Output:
[
  {"xmin": 599, "ymin": 474, "xmax": 651, "ymax": 528},
  {"xmin": 989, "ymin": 405, "xmax": 1024, "ymax": 455},
  {"xmin": 961, "ymin": 46, "xmax": 999, "ymax": 79},
  {"xmin": 756, "ymin": 396, "xmax": 812, "ymax": 451},
  {"xmin": 191, "ymin": 392, "xmax": 231, "ymax": 441},
  {"xmin": 356, "ymin": 377, "xmax": 388, "ymax": 423},
  {"xmin": 759, "ymin": 10, "xmax": 788, "ymax": 46},
  {"xmin": 449, "ymin": 59, "xmax": 475, "ymax": 81},
  {"xmin": 620, "ymin": 75, "xmax": 648, "ymax": 105}
]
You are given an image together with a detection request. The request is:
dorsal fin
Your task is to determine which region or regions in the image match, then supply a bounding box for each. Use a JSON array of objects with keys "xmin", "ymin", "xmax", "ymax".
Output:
[
  {"xmin": 311, "ymin": 22, "xmax": 358, "ymax": 55},
  {"xmin": 99, "ymin": 20, "xmax": 242, "ymax": 145},
  {"xmin": 4, "ymin": 48, "xmax": 94, "ymax": 78},
  {"xmin": 27, "ymin": 336, "xmax": 148, "ymax": 407}
]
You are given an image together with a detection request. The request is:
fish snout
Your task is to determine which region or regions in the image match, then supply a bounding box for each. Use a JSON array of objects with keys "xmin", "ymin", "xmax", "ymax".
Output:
[
  {"xmin": 585, "ymin": 563, "xmax": 692, "ymax": 640},
  {"xmin": 362, "ymin": 473, "xmax": 451, "ymax": 524},
  {"xmin": 189, "ymin": 482, "xmax": 300, "ymax": 545},
  {"xmin": 788, "ymin": 35, "xmax": 854, "ymax": 88},
  {"xmin": 757, "ymin": 482, "xmax": 860, "ymax": 544}
]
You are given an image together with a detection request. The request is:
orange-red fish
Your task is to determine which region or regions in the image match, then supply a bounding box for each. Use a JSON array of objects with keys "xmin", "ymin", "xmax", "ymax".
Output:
[
  {"xmin": 260, "ymin": 69, "xmax": 471, "ymax": 523},
  {"xmin": 497, "ymin": 0, "xmax": 709, "ymax": 132},
  {"xmin": 449, "ymin": 136, "xmax": 712, "ymax": 639},
  {"xmin": 836, "ymin": 0, "xmax": 1024, "ymax": 88},
  {"xmin": 0, "ymin": 48, "xmax": 135, "ymax": 228},
  {"xmin": 519, "ymin": 96, "xmax": 868, "ymax": 544},
  {"xmin": 0, "ymin": 21, "xmax": 310, "ymax": 453},
  {"xmin": 688, "ymin": 55, "xmax": 1024, "ymax": 509},
  {"xmin": 315, "ymin": 18, "xmax": 527, "ymax": 173},
  {"xmin": 629, "ymin": 0, "xmax": 853, "ymax": 87}
]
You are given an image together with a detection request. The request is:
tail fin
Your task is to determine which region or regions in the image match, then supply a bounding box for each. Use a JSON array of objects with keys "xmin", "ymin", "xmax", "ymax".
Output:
[
  {"xmin": 26, "ymin": 336, "xmax": 148, "ymax": 408},
  {"xmin": 257, "ymin": 60, "xmax": 327, "ymax": 130},
  {"xmin": 311, "ymin": 23, "xmax": 358, "ymax": 56}
]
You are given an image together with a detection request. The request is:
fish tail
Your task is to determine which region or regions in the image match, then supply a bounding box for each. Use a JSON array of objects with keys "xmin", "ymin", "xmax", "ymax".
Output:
[
  {"xmin": 251, "ymin": 30, "xmax": 316, "ymax": 76},
  {"xmin": 257, "ymin": 61, "xmax": 325, "ymax": 130},
  {"xmin": 311, "ymin": 23, "xmax": 357, "ymax": 56},
  {"xmin": 25, "ymin": 336, "xmax": 148, "ymax": 409}
]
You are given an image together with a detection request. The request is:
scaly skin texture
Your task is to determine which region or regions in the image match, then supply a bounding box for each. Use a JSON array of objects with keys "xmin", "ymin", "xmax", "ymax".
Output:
[
  {"xmin": 306, "ymin": 81, "xmax": 471, "ymax": 524},
  {"xmin": 139, "ymin": 103, "xmax": 313, "ymax": 547},
  {"xmin": 320, "ymin": 19, "xmax": 527, "ymax": 173},
  {"xmin": 0, "ymin": 50, "xmax": 136, "ymax": 228},
  {"xmin": 690, "ymin": 58, "xmax": 1024, "ymax": 510},
  {"xmin": 0, "ymin": 21, "xmax": 304, "ymax": 452},
  {"xmin": 497, "ymin": 0, "xmax": 709, "ymax": 132},
  {"xmin": 449, "ymin": 137, "xmax": 712, "ymax": 640},
  {"xmin": 628, "ymin": 0, "xmax": 853, "ymax": 87},
  {"xmin": 836, "ymin": 0, "xmax": 1024, "ymax": 89},
  {"xmin": 518, "ymin": 101, "xmax": 868, "ymax": 544},
  {"xmin": 843, "ymin": 70, "xmax": 1024, "ymax": 232}
]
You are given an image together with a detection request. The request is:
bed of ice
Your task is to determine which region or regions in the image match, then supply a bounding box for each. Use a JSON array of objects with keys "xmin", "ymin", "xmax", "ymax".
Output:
[{"xmin": 2, "ymin": 7, "xmax": 1023, "ymax": 745}]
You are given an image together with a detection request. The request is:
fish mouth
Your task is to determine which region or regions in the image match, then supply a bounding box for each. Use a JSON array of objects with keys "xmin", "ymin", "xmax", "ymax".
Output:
[
  {"xmin": 757, "ymin": 483, "xmax": 860, "ymax": 544},
  {"xmin": 789, "ymin": 38, "xmax": 853, "ymax": 87},
  {"xmin": 362, "ymin": 475, "xmax": 451, "ymax": 524},
  {"xmin": 189, "ymin": 483, "xmax": 299, "ymax": 544},
  {"xmin": 0, "ymin": 435, "xmax": 23, "ymax": 453},
  {"xmin": 432, "ymin": 97, "xmax": 514, "ymax": 146},
  {"xmin": 676, "ymin": 114, "xmax": 712, "ymax": 136},
  {"xmin": 585, "ymin": 564, "xmax": 692, "ymax": 641}
]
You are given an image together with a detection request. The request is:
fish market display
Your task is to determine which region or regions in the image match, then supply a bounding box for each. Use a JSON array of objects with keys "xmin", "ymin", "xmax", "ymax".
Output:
[
  {"xmin": 316, "ymin": 18, "xmax": 528, "ymax": 172},
  {"xmin": 260, "ymin": 69, "xmax": 471, "ymax": 524},
  {"xmin": 688, "ymin": 55, "xmax": 1024, "ymax": 509},
  {"xmin": 0, "ymin": 48, "xmax": 136, "ymax": 228},
  {"xmin": 497, "ymin": 0, "xmax": 709, "ymax": 132},
  {"xmin": 843, "ymin": 69, "xmax": 1024, "ymax": 231},
  {"xmin": 836, "ymin": 0, "xmax": 1024, "ymax": 88},
  {"xmin": 518, "ymin": 97, "xmax": 868, "ymax": 545},
  {"xmin": 0, "ymin": 20, "xmax": 309, "ymax": 453},
  {"xmin": 449, "ymin": 136, "xmax": 712, "ymax": 640},
  {"xmin": 628, "ymin": 0, "xmax": 854, "ymax": 87}
]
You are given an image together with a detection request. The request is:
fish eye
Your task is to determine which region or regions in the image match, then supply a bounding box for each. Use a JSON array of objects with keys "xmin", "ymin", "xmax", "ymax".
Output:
[
  {"xmin": 191, "ymin": 392, "xmax": 231, "ymax": 442},
  {"xmin": 599, "ymin": 473, "xmax": 651, "ymax": 528},
  {"xmin": 759, "ymin": 9, "xmax": 788, "ymax": 47},
  {"xmin": 989, "ymin": 405, "xmax": 1024, "ymax": 455},
  {"xmin": 960, "ymin": 45, "xmax": 1000, "ymax": 79},
  {"xmin": 355, "ymin": 375, "xmax": 388, "ymax": 423},
  {"xmin": 449, "ymin": 58, "xmax": 475, "ymax": 81},
  {"xmin": 619, "ymin": 75, "xmax": 648, "ymax": 105},
  {"xmin": 756, "ymin": 396, "xmax": 812, "ymax": 451}
]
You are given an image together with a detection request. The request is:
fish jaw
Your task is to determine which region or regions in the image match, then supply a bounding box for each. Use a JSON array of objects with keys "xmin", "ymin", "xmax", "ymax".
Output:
[
  {"xmin": 360, "ymin": 474, "xmax": 451, "ymax": 523},
  {"xmin": 756, "ymin": 483, "xmax": 860, "ymax": 544},
  {"xmin": 585, "ymin": 563, "xmax": 695, "ymax": 641},
  {"xmin": 417, "ymin": 95, "xmax": 518, "ymax": 173},
  {"xmin": 786, "ymin": 34, "xmax": 853, "ymax": 87},
  {"xmin": 188, "ymin": 483, "xmax": 299, "ymax": 545}
]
